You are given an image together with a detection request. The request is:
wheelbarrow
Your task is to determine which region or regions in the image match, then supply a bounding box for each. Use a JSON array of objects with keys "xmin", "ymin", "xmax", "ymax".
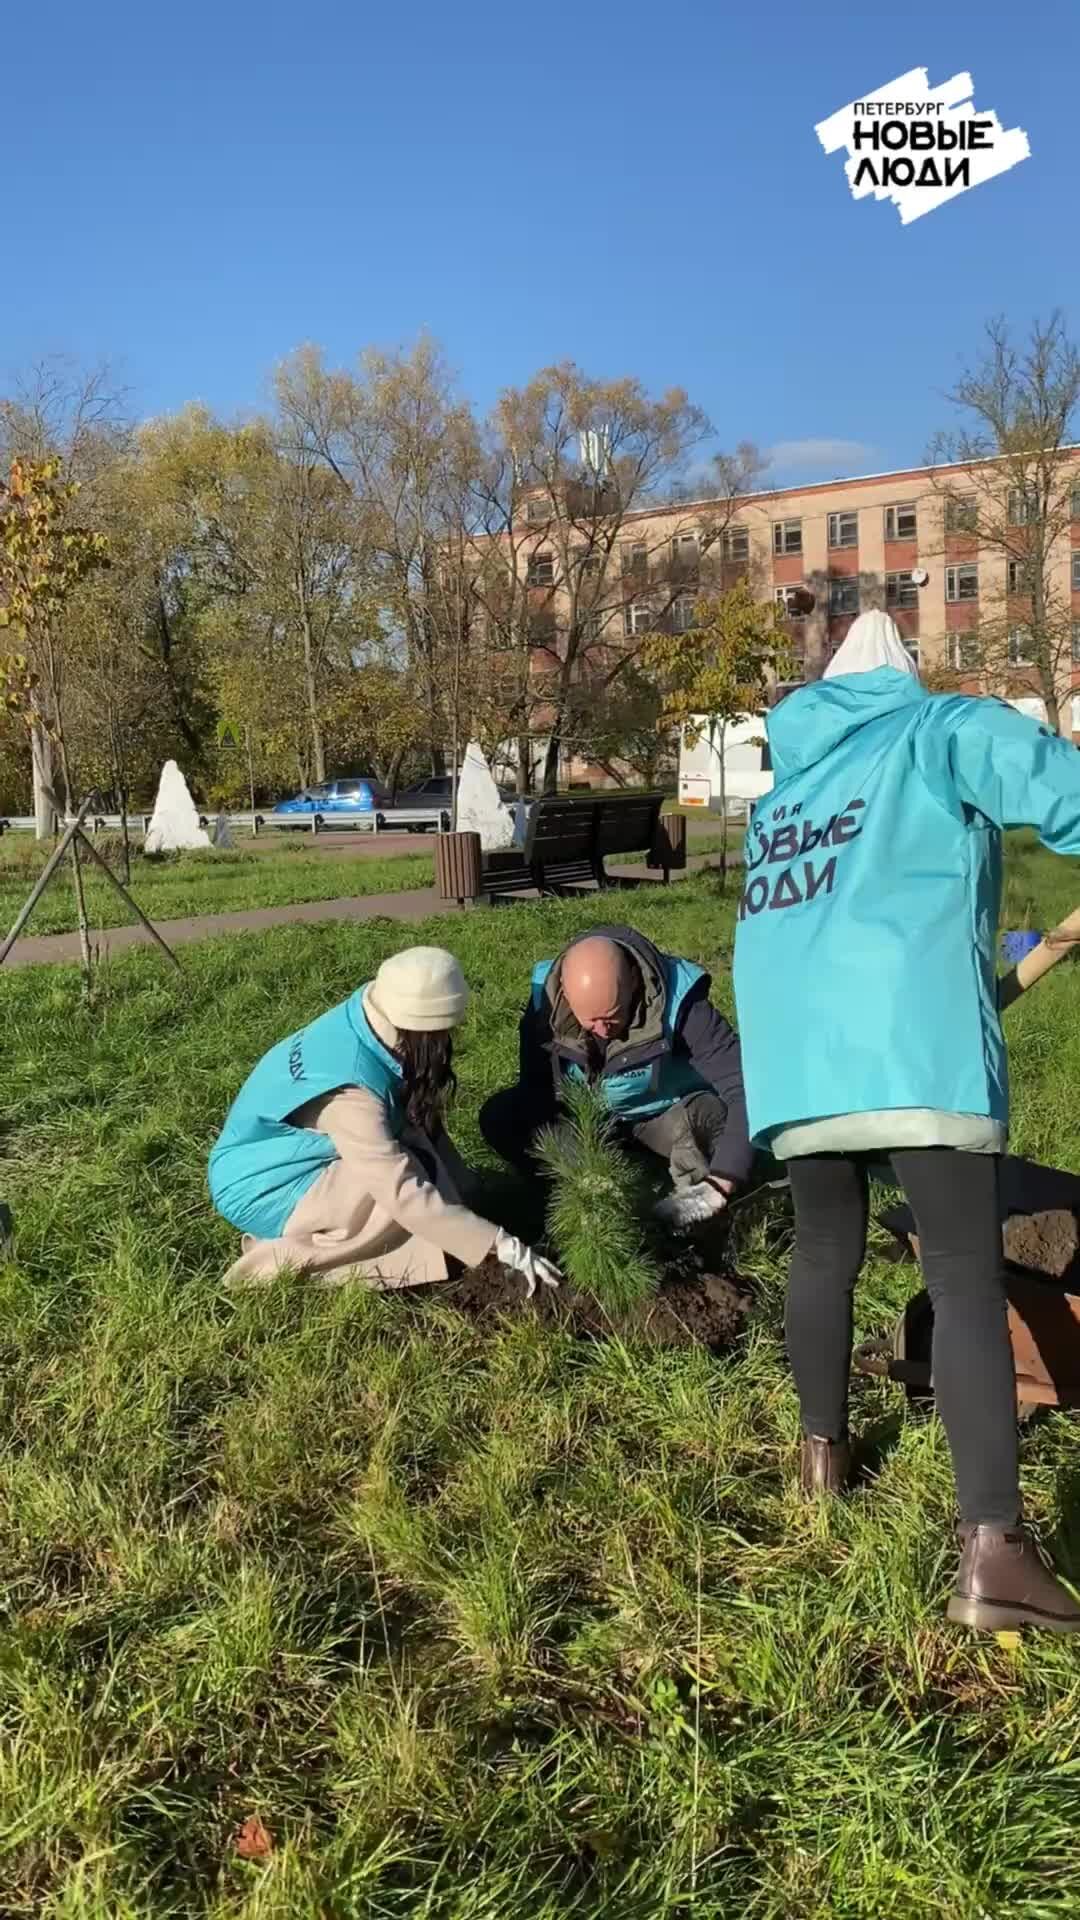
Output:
[
  {"xmin": 855, "ymin": 1231, "xmax": 1080, "ymax": 1417},
  {"xmin": 854, "ymin": 906, "xmax": 1080, "ymax": 1418}
]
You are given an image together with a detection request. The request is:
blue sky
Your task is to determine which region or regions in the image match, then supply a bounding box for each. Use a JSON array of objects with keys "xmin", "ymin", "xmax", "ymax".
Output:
[{"xmin": 6, "ymin": 0, "xmax": 1075, "ymax": 485}]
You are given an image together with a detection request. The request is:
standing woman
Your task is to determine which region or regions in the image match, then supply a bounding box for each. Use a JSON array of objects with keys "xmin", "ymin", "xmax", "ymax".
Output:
[
  {"xmin": 209, "ymin": 946, "xmax": 560, "ymax": 1297},
  {"xmin": 734, "ymin": 610, "xmax": 1080, "ymax": 1632}
]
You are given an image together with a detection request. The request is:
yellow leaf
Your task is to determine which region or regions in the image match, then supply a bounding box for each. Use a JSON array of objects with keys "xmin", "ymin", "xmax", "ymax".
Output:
[{"xmin": 995, "ymin": 1630, "xmax": 1021, "ymax": 1651}]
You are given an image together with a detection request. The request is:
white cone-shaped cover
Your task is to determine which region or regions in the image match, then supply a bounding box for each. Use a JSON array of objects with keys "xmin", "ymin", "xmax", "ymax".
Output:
[
  {"xmin": 824, "ymin": 609, "xmax": 919, "ymax": 681},
  {"xmin": 456, "ymin": 741, "xmax": 514, "ymax": 850},
  {"xmin": 145, "ymin": 761, "xmax": 211, "ymax": 853}
]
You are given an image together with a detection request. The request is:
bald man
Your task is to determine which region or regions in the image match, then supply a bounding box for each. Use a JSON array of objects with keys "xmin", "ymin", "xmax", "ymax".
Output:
[{"xmin": 479, "ymin": 925, "xmax": 753, "ymax": 1227}]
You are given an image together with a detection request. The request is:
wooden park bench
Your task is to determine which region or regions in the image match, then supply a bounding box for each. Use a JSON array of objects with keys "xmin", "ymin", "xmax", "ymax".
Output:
[{"xmin": 435, "ymin": 791, "xmax": 686, "ymax": 907}]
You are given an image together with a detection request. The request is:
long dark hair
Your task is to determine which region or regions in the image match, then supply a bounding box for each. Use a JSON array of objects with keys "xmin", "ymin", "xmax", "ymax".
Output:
[{"xmin": 395, "ymin": 1028, "xmax": 457, "ymax": 1138}]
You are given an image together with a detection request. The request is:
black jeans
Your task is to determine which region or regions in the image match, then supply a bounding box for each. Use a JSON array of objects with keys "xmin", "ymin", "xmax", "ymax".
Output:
[{"xmin": 786, "ymin": 1150, "xmax": 1019, "ymax": 1527}]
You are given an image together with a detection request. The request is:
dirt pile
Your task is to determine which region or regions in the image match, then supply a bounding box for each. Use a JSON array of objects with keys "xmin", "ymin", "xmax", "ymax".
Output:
[
  {"xmin": 428, "ymin": 1247, "xmax": 749, "ymax": 1351},
  {"xmin": 1003, "ymin": 1209, "xmax": 1080, "ymax": 1282}
]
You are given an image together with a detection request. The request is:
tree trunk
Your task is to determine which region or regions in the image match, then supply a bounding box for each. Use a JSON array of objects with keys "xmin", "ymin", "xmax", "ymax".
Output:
[
  {"xmin": 298, "ymin": 601, "xmax": 326, "ymax": 782},
  {"xmin": 31, "ymin": 721, "xmax": 55, "ymax": 840},
  {"xmin": 541, "ymin": 728, "xmax": 561, "ymax": 795},
  {"xmin": 155, "ymin": 587, "xmax": 203, "ymax": 756},
  {"xmin": 68, "ymin": 834, "xmax": 94, "ymax": 996},
  {"xmin": 386, "ymin": 747, "xmax": 406, "ymax": 797},
  {"xmin": 119, "ymin": 785, "xmax": 132, "ymax": 887},
  {"xmin": 245, "ymin": 726, "xmax": 257, "ymax": 825},
  {"xmin": 516, "ymin": 733, "xmax": 531, "ymax": 796},
  {"xmin": 716, "ymin": 720, "xmax": 728, "ymax": 893}
]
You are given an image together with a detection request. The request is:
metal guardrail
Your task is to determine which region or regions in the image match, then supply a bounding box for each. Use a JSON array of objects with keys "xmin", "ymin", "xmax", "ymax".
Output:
[{"xmin": 0, "ymin": 806, "xmax": 451, "ymax": 838}]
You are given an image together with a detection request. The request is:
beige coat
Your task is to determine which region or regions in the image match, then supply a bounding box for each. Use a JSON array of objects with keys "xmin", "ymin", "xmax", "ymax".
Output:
[{"xmin": 222, "ymin": 993, "xmax": 498, "ymax": 1290}]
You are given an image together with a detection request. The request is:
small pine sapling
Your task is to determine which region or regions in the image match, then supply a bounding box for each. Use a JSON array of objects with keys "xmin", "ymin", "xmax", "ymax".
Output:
[{"xmin": 534, "ymin": 1080, "xmax": 659, "ymax": 1313}]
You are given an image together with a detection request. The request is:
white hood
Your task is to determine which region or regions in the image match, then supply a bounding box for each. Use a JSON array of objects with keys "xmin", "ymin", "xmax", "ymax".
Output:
[{"xmin": 823, "ymin": 609, "xmax": 919, "ymax": 682}]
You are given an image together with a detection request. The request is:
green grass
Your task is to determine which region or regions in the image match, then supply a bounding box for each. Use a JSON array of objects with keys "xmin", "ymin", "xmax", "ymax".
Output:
[
  {"xmin": 0, "ymin": 820, "xmax": 730, "ymax": 941},
  {"xmin": 2, "ymin": 853, "xmax": 1080, "ymax": 1911},
  {"xmin": 0, "ymin": 836, "xmax": 436, "ymax": 939}
]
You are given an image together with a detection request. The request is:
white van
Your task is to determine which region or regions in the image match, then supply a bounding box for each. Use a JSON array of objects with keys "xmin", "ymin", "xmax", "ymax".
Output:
[{"xmin": 677, "ymin": 714, "xmax": 773, "ymax": 813}]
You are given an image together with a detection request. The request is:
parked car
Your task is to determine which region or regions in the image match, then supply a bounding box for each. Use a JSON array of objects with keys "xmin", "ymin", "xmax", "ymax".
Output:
[
  {"xmin": 272, "ymin": 777, "xmax": 391, "ymax": 827},
  {"xmin": 395, "ymin": 773, "xmax": 518, "ymax": 831}
]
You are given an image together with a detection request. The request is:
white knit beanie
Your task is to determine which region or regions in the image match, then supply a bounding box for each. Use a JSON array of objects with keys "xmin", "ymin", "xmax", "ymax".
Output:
[{"xmin": 367, "ymin": 946, "xmax": 469, "ymax": 1033}]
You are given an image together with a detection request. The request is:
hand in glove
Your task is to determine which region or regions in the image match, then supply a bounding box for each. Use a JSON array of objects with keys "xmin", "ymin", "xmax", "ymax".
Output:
[
  {"xmin": 494, "ymin": 1228, "xmax": 562, "ymax": 1298},
  {"xmin": 654, "ymin": 1177, "xmax": 731, "ymax": 1233}
]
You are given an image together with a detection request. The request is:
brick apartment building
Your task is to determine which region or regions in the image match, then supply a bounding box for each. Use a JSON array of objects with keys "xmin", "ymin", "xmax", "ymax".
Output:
[{"xmin": 516, "ymin": 449, "xmax": 1080, "ymax": 782}]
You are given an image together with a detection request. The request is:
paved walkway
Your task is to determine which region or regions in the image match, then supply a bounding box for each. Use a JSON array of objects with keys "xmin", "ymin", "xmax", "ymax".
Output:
[{"xmin": 2, "ymin": 853, "xmax": 737, "ymax": 971}]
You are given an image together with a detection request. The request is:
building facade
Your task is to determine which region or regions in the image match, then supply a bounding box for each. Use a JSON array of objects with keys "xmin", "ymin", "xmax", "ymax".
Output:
[{"xmin": 503, "ymin": 450, "xmax": 1080, "ymax": 785}]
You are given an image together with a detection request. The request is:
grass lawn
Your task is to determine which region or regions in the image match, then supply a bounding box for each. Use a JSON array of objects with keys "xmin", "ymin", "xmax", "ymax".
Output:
[
  {"xmin": 0, "ymin": 827, "xmax": 732, "ymax": 941},
  {"xmin": 2, "ymin": 851, "xmax": 1080, "ymax": 1913},
  {"xmin": 0, "ymin": 838, "xmax": 437, "ymax": 939}
]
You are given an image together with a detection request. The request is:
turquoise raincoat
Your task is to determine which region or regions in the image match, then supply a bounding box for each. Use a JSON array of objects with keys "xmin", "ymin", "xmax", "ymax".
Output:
[{"xmin": 733, "ymin": 669, "xmax": 1080, "ymax": 1150}]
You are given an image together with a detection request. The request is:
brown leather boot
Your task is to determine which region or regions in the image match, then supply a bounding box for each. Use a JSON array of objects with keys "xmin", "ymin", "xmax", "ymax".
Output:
[
  {"xmin": 947, "ymin": 1526, "xmax": 1080, "ymax": 1632},
  {"xmin": 799, "ymin": 1434, "xmax": 851, "ymax": 1497}
]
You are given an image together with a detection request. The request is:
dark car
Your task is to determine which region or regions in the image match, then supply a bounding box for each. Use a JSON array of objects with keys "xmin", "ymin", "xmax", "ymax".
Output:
[
  {"xmin": 395, "ymin": 773, "xmax": 518, "ymax": 831},
  {"xmin": 272, "ymin": 777, "xmax": 392, "ymax": 826}
]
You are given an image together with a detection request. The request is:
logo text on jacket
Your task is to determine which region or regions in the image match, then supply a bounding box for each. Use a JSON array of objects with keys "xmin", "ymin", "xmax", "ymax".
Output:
[{"xmin": 739, "ymin": 800, "xmax": 865, "ymax": 918}]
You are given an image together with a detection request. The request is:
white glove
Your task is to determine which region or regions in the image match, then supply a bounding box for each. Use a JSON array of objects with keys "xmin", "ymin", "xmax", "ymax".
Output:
[
  {"xmin": 494, "ymin": 1229, "xmax": 562, "ymax": 1298},
  {"xmin": 654, "ymin": 1178, "xmax": 730, "ymax": 1232}
]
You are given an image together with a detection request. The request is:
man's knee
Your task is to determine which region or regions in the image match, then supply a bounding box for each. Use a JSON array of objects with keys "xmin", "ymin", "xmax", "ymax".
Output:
[{"xmin": 635, "ymin": 1095, "xmax": 722, "ymax": 1186}]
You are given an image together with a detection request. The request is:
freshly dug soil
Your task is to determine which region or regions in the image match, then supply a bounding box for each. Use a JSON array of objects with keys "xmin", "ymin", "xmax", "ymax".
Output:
[
  {"xmin": 883, "ymin": 1203, "xmax": 1080, "ymax": 1288},
  {"xmin": 881, "ymin": 1157, "xmax": 1080, "ymax": 1289},
  {"xmin": 1003, "ymin": 1208, "xmax": 1080, "ymax": 1283},
  {"xmin": 427, "ymin": 1250, "xmax": 750, "ymax": 1351}
]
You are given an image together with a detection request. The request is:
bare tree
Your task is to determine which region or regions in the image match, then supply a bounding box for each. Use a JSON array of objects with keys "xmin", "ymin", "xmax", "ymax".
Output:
[
  {"xmin": 929, "ymin": 314, "xmax": 1080, "ymax": 733},
  {"xmin": 465, "ymin": 366, "xmax": 765, "ymax": 791},
  {"xmin": 276, "ymin": 339, "xmax": 487, "ymax": 784}
]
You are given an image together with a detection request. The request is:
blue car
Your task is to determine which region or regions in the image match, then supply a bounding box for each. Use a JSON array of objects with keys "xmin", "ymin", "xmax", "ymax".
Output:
[{"xmin": 272, "ymin": 777, "xmax": 391, "ymax": 826}]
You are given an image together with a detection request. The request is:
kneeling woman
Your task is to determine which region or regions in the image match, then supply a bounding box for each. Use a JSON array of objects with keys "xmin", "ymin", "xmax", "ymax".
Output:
[{"xmin": 209, "ymin": 945, "xmax": 559, "ymax": 1294}]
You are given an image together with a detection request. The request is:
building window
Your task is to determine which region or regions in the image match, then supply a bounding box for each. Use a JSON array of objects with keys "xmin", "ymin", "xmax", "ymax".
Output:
[
  {"xmin": 1072, "ymin": 553, "xmax": 1080, "ymax": 592},
  {"xmin": 621, "ymin": 540, "xmax": 648, "ymax": 577},
  {"xmin": 525, "ymin": 495, "xmax": 551, "ymax": 525},
  {"xmin": 1071, "ymin": 488, "xmax": 1080, "ymax": 522},
  {"xmin": 723, "ymin": 525, "xmax": 749, "ymax": 562},
  {"xmin": 775, "ymin": 585, "xmax": 809, "ymax": 619},
  {"xmin": 904, "ymin": 641, "xmax": 920, "ymax": 670},
  {"xmin": 829, "ymin": 578, "xmax": 859, "ymax": 616},
  {"xmin": 1008, "ymin": 487, "xmax": 1040, "ymax": 526},
  {"xmin": 623, "ymin": 601, "xmax": 653, "ymax": 637},
  {"xmin": 527, "ymin": 612, "xmax": 558, "ymax": 648},
  {"xmin": 577, "ymin": 546, "xmax": 603, "ymax": 578},
  {"xmin": 828, "ymin": 510, "xmax": 858, "ymax": 549},
  {"xmin": 948, "ymin": 634, "xmax": 980, "ymax": 672},
  {"xmin": 671, "ymin": 594, "xmax": 697, "ymax": 634},
  {"xmin": 581, "ymin": 609, "xmax": 605, "ymax": 643},
  {"xmin": 884, "ymin": 503, "xmax": 918, "ymax": 542},
  {"xmin": 1008, "ymin": 625, "xmax": 1035, "ymax": 665},
  {"xmin": 886, "ymin": 571, "xmax": 919, "ymax": 610},
  {"xmin": 527, "ymin": 551, "xmax": 554, "ymax": 589},
  {"xmin": 1072, "ymin": 622, "xmax": 1080, "ymax": 665},
  {"xmin": 671, "ymin": 531, "xmax": 698, "ymax": 565},
  {"xmin": 945, "ymin": 564, "xmax": 979, "ymax": 602},
  {"xmin": 1008, "ymin": 557, "xmax": 1034, "ymax": 595},
  {"xmin": 945, "ymin": 493, "xmax": 978, "ymax": 533},
  {"xmin": 773, "ymin": 518, "xmax": 802, "ymax": 556},
  {"xmin": 782, "ymin": 646, "xmax": 807, "ymax": 684}
]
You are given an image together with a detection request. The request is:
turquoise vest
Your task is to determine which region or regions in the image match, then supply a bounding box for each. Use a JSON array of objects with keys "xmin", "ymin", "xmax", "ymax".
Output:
[
  {"xmin": 208, "ymin": 990, "xmax": 404, "ymax": 1240},
  {"xmin": 531, "ymin": 953, "xmax": 709, "ymax": 1120}
]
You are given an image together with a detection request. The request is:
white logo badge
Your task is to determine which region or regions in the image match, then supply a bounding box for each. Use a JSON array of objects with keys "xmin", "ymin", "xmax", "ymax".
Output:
[{"xmin": 816, "ymin": 67, "xmax": 1030, "ymax": 225}]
